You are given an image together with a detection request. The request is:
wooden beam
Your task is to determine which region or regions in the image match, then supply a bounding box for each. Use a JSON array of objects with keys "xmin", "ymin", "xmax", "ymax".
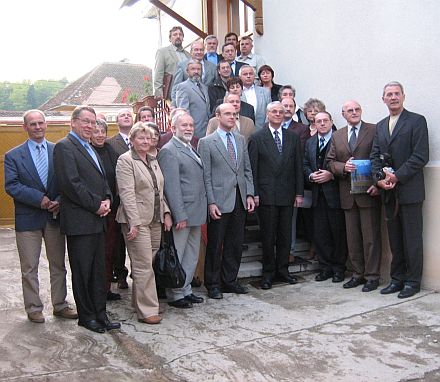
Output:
[
  {"xmin": 253, "ymin": 0, "xmax": 263, "ymax": 35},
  {"xmin": 149, "ymin": 0, "xmax": 208, "ymax": 39},
  {"xmin": 206, "ymin": 0, "xmax": 214, "ymax": 35}
]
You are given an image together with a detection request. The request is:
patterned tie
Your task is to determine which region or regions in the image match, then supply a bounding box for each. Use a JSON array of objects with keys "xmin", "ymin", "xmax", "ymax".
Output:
[
  {"xmin": 349, "ymin": 126, "xmax": 357, "ymax": 152},
  {"xmin": 226, "ymin": 132, "xmax": 237, "ymax": 166},
  {"xmin": 319, "ymin": 136, "xmax": 326, "ymax": 152},
  {"xmin": 35, "ymin": 145, "xmax": 48, "ymax": 187},
  {"xmin": 84, "ymin": 143, "xmax": 102, "ymax": 173},
  {"xmin": 274, "ymin": 130, "xmax": 282, "ymax": 154}
]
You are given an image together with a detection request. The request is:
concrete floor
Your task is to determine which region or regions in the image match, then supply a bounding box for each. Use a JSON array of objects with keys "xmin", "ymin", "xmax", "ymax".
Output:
[{"xmin": 0, "ymin": 227, "xmax": 439, "ymax": 382}]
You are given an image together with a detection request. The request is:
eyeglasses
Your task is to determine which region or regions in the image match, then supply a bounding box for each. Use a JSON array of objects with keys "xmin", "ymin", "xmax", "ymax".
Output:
[
  {"xmin": 315, "ymin": 118, "xmax": 330, "ymax": 124},
  {"xmin": 345, "ymin": 107, "xmax": 361, "ymax": 114},
  {"xmin": 75, "ymin": 118, "xmax": 97, "ymax": 127}
]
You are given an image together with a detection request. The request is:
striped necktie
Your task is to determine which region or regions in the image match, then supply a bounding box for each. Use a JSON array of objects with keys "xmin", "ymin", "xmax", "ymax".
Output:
[
  {"xmin": 226, "ymin": 132, "xmax": 237, "ymax": 166},
  {"xmin": 274, "ymin": 130, "xmax": 282, "ymax": 154},
  {"xmin": 35, "ymin": 144, "xmax": 48, "ymax": 187},
  {"xmin": 319, "ymin": 137, "xmax": 325, "ymax": 152}
]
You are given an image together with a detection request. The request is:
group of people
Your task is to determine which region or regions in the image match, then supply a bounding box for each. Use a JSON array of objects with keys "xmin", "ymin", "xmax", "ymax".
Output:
[{"xmin": 4, "ymin": 26, "xmax": 429, "ymax": 334}]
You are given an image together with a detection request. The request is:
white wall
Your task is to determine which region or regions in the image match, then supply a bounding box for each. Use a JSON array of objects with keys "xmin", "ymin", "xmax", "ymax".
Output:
[{"xmin": 256, "ymin": 0, "xmax": 440, "ymax": 159}]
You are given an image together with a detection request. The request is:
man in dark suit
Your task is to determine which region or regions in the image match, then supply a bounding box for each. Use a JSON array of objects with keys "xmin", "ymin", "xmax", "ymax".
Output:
[
  {"xmin": 203, "ymin": 35, "xmax": 223, "ymax": 64},
  {"xmin": 327, "ymin": 101, "xmax": 382, "ymax": 291},
  {"xmin": 371, "ymin": 82, "xmax": 429, "ymax": 298},
  {"xmin": 158, "ymin": 112, "xmax": 207, "ymax": 309},
  {"xmin": 248, "ymin": 101, "xmax": 304, "ymax": 289},
  {"xmin": 106, "ymin": 108, "xmax": 133, "ymax": 290},
  {"xmin": 208, "ymin": 59, "xmax": 232, "ymax": 112},
  {"xmin": 54, "ymin": 106, "xmax": 120, "ymax": 333},
  {"xmin": 221, "ymin": 43, "xmax": 245, "ymax": 76},
  {"xmin": 281, "ymin": 97, "xmax": 310, "ymax": 151},
  {"xmin": 304, "ymin": 111, "xmax": 347, "ymax": 284},
  {"xmin": 4, "ymin": 110, "xmax": 78, "ymax": 324},
  {"xmin": 198, "ymin": 103, "xmax": 255, "ymax": 299}
]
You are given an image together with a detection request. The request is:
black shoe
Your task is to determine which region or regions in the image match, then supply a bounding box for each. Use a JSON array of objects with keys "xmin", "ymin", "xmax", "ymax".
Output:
[
  {"xmin": 260, "ymin": 279, "xmax": 272, "ymax": 290},
  {"xmin": 79, "ymin": 320, "xmax": 105, "ymax": 334},
  {"xmin": 223, "ymin": 283, "xmax": 249, "ymax": 294},
  {"xmin": 118, "ymin": 279, "xmax": 129, "ymax": 289},
  {"xmin": 208, "ymin": 288, "xmax": 223, "ymax": 299},
  {"xmin": 398, "ymin": 285, "xmax": 420, "ymax": 299},
  {"xmin": 242, "ymin": 244, "xmax": 249, "ymax": 251},
  {"xmin": 276, "ymin": 274, "xmax": 298, "ymax": 285},
  {"xmin": 107, "ymin": 291, "xmax": 121, "ymax": 301},
  {"xmin": 380, "ymin": 282, "xmax": 404, "ymax": 295},
  {"xmin": 315, "ymin": 272, "xmax": 333, "ymax": 282},
  {"xmin": 168, "ymin": 298, "xmax": 193, "ymax": 309},
  {"xmin": 99, "ymin": 318, "xmax": 121, "ymax": 330},
  {"xmin": 332, "ymin": 273, "xmax": 345, "ymax": 283},
  {"xmin": 362, "ymin": 279, "xmax": 379, "ymax": 292},
  {"xmin": 343, "ymin": 277, "xmax": 366, "ymax": 289},
  {"xmin": 185, "ymin": 293, "xmax": 204, "ymax": 303}
]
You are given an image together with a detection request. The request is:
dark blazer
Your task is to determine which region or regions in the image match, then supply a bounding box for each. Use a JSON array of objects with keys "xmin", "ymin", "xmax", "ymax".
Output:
[
  {"xmin": 370, "ymin": 109, "xmax": 429, "ymax": 204},
  {"xmin": 248, "ymin": 126, "xmax": 304, "ymax": 206},
  {"xmin": 231, "ymin": 60, "xmax": 246, "ymax": 76},
  {"xmin": 54, "ymin": 134, "xmax": 111, "ymax": 236},
  {"xmin": 303, "ymin": 134, "xmax": 340, "ymax": 209},
  {"xmin": 106, "ymin": 133, "xmax": 129, "ymax": 157},
  {"xmin": 327, "ymin": 122, "xmax": 380, "ymax": 209},
  {"xmin": 208, "ymin": 77, "xmax": 227, "ymax": 113},
  {"xmin": 285, "ymin": 119, "xmax": 310, "ymax": 152},
  {"xmin": 4, "ymin": 141, "xmax": 59, "ymax": 231}
]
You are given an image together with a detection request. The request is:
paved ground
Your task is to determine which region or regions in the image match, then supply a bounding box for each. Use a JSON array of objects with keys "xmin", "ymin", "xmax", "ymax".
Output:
[{"xmin": 0, "ymin": 227, "xmax": 439, "ymax": 382}]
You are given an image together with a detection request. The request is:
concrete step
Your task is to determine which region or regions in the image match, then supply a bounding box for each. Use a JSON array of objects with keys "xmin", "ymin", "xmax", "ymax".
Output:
[{"xmin": 238, "ymin": 258, "xmax": 320, "ymax": 279}]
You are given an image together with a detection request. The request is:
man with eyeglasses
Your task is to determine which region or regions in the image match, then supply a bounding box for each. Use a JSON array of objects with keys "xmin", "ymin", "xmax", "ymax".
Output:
[
  {"xmin": 54, "ymin": 106, "xmax": 120, "ymax": 333},
  {"xmin": 326, "ymin": 101, "xmax": 381, "ymax": 291},
  {"xmin": 248, "ymin": 102, "xmax": 304, "ymax": 290},
  {"xmin": 304, "ymin": 111, "xmax": 347, "ymax": 286}
]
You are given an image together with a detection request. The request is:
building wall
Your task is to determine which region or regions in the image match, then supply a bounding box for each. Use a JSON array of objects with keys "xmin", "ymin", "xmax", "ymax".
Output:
[{"xmin": 256, "ymin": 0, "xmax": 440, "ymax": 289}]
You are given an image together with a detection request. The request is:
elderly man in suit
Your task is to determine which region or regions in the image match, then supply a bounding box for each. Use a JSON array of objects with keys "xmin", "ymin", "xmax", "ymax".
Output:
[
  {"xmin": 239, "ymin": 64, "xmax": 271, "ymax": 129},
  {"xmin": 154, "ymin": 26, "xmax": 191, "ymax": 98},
  {"xmin": 236, "ymin": 36, "xmax": 266, "ymax": 74},
  {"xmin": 171, "ymin": 40, "xmax": 217, "ymax": 105},
  {"xmin": 198, "ymin": 103, "xmax": 255, "ymax": 299},
  {"xmin": 4, "ymin": 110, "xmax": 78, "ymax": 324},
  {"xmin": 175, "ymin": 60, "xmax": 211, "ymax": 138},
  {"xmin": 304, "ymin": 111, "xmax": 347, "ymax": 285},
  {"xmin": 54, "ymin": 106, "xmax": 120, "ymax": 333},
  {"xmin": 157, "ymin": 112, "xmax": 207, "ymax": 309},
  {"xmin": 249, "ymin": 102, "xmax": 304, "ymax": 289},
  {"xmin": 326, "ymin": 101, "xmax": 382, "ymax": 291},
  {"xmin": 106, "ymin": 108, "xmax": 134, "ymax": 290},
  {"xmin": 206, "ymin": 93, "xmax": 256, "ymax": 142},
  {"xmin": 371, "ymin": 82, "xmax": 429, "ymax": 298}
]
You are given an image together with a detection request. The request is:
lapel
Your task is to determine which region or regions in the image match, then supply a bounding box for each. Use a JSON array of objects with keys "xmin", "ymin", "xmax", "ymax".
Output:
[
  {"xmin": 68, "ymin": 134, "xmax": 102, "ymax": 175},
  {"xmin": 168, "ymin": 44, "xmax": 179, "ymax": 64},
  {"xmin": 262, "ymin": 127, "xmax": 283, "ymax": 168},
  {"xmin": 131, "ymin": 150, "xmax": 155, "ymax": 188},
  {"xmin": 213, "ymin": 131, "xmax": 237, "ymax": 173},
  {"xmin": 189, "ymin": 80, "xmax": 207, "ymax": 103},
  {"xmin": 279, "ymin": 128, "xmax": 292, "ymax": 169},
  {"xmin": 46, "ymin": 142, "xmax": 55, "ymax": 189},
  {"xmin": 173, "ymin": 137, "xmax": 203, "ymax": 168},
  {"xmin": 309, "ymin": 135, "xmax": 318, "ymax": 171},
  {"xmin": 20, "ymin": 142, "xmax": 45, "ymax": 189},
  {"xmin": 353, "ymin": 122, "xmax": 369, "ymax": 152},
  {"xmin": 340, "ymin": 126, "xmax": 351, "ymax": 153},
  {"xmin": 116, "ymin": 134, "xmax": 129, "ymax": 152},
  {"xmin": 389, "ymin": 109, "xmax": 408, "ymax": 144}
]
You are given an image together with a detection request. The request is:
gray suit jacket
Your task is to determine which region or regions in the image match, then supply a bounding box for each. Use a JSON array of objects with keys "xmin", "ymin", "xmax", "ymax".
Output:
[
  {"xmin": 171, "ymin": 59, "xmax": 217, "ymax": 104},
  {"xmin": 198, "ymin": 130, "xmax": 254, "ymax": 213},
  {"xmin": 175, "ymin": 79, "xmax": 211, "ymax": 139},
  {"xmin": 106, "ymin": 133, "xmax": 129, "ymax": 156},
  {"xmin": 241, "ymin": 86, "xmax": 271, "ymax": 130},
  {"xmin": 157, "ymin": 137, "xmax": 207, "ymax": 226},
  {"xmin": 206, "ymin": 115, "xmax": 256, "ymax": 143},
  {"xmin": 154, "ymin": 44, "xmax": 191, "ymax": 97}
]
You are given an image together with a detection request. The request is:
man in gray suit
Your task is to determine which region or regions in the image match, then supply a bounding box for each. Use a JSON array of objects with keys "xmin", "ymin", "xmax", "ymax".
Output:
[
  {"xmin": 157, "ymin": 112, "xmax": 207, "ymax": 309},
  {"xmin": 175, "ymin": 60, "xmax": 211, "ymax": 138},
  {"xmin": 171, "ymin": 40, "xmax": 217, "ymax": 105},
  {"xmin": 239, "ymin": 64, "xmax": 271, "ymax": 129},
  {"xmin": 154, "ymin": 26, "xmax": 191, "ymax": 98},
  {"xmin": 198, "ymin": 103, "xmax": 255, "ymax": 299}
]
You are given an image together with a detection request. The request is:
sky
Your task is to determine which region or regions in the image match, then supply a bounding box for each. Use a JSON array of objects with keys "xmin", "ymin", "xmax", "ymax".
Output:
[{"xmin": 0, "ymin": 0, "xmax": 160, "ymax": 83}]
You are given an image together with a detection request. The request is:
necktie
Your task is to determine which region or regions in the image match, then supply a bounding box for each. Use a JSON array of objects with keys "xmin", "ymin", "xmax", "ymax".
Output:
[
  {"xmin": 349, "ymin": 126, "xmax": 357, "ymax": 152},
  {"xmin": 35, "ymin": 145, "xmax": 48, "ymax": 187},
  {"xmin": 226, "ymin": 132, "xmax": 237, "ymax": 166},
  {"xmin": 319, "ymin": 136, "xmax": 326, "ymax": 152},
  {"xmin": 84, "ymin": 143, "xmax": 102, "ymax": 173},
  {"xmin": 274, "ymin": 130, "xmax": 282, "ymax": 154},
  {"xmin": 125, "ymin": 137, "xmax": 131, "ymax": 148},
  {"xmin": 189, "ymin": 145, "xmax": 201, "ymax": 164}
]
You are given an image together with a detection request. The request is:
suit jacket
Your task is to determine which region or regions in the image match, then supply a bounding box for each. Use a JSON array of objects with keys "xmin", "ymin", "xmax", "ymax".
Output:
[
  {"xmin": 4, "ymin": 140, "xmax": 60, "ymax": 231},
  {"xmin": 303, "ymin": 134, "xmax": 340, "ymax": 209},
  {"xmin": 154, "ymin": 44, "xmax": 191, "ymax": 97},
  {"xmin": 54, "ymin": 134, "xmax": 111, "ymax": 236},
  {"xmin": 326, "ymin": 122, "xmax": 380, "ymax": 209},
  {"xmin": 198, "ymin": 130, "xmax": 254, "ymax": 213},
  {"xmin": 106, "ymin": 133, "xmax": 129, "ymax": 157},
  {"xmin": 157, "ymin": 137, "xmax": 207, "ymax": 226},
  {"xmin": 175, "ymin": 79, "xmax": 211, "ymax": 139},
  {"xmin": 370, "ymin": 109, "xmax": 429, "ymax": 204},
  {"xmin": 231, "ymin": 60, "xmax": 246, "ymax": 76},
  {"xmin": 115, "ymin": 150, "xmax": 169, "ymax": 227},
  {"xmin": 241, "ymin": 86, "xmax": 271, "ymax": 129},
  {"xmin": 171, "ymin": 59, "xmax": 217, "ymax": 104},
  {"xmin": 203, "ymin": 53, "xmax": 223, "ymax": 64},
  {"xmin": 285, "ymin": 119, "xmax": 310, "ymax": 152},
  {"xmin": 248, "ymin": 126, "xmax": 303, "ymax": 206},
  {"xmin": 206, "ymin": 115, "xmax": 256, "ymax": 142}
]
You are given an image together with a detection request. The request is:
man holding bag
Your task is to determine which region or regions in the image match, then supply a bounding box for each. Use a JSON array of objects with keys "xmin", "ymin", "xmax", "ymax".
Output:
[{"xmin": 158, "ymin": 111, "xmax": 207, "ymax": 308}]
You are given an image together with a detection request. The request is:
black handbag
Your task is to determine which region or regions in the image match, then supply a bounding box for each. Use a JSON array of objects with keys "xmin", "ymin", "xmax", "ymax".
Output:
[{"xmin": 154, "ymin": 230, "xmax": 186, "ymax": 289}]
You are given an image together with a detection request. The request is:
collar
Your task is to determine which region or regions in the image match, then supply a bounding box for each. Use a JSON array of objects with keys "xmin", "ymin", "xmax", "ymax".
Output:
[
  {"xmin": 318, "ymin": 130, "xmax": 332, "ymax": 142},
  {"xmin": 69, "ymin": 130, "xmax": 88, "ymax": 146},
  {"xmin": 28, "ymin": 138, "xmax": 47, "ymax": 150},
  {"xmin": 269, "ymin": 124, "xmax": 282, "ymax": 135}
]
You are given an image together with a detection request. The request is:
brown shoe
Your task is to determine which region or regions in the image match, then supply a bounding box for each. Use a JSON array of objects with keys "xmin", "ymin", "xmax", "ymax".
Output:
[
  {"xmin": 53, "ymin": 306, "xmax": 78, "ymax": 319},
  {"xmin": 118, "ymin": 279, "xmax": 129, "ymax": 289},
  {"xmin": 138, "ymin": 315, "xmax": 162, "ymax": 325},
  {"xmin": 28, "ymin": 311, "xmax": 45, "ymax": 323}
]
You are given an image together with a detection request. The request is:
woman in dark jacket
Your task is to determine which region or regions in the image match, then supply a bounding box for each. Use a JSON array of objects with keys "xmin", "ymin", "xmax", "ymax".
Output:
[{"xmin": 258, "ymin": 64, "xmax": 282, "ymax": 102}]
